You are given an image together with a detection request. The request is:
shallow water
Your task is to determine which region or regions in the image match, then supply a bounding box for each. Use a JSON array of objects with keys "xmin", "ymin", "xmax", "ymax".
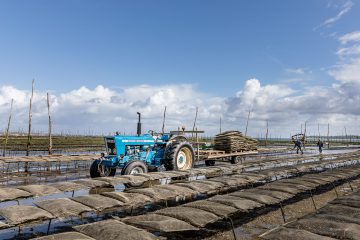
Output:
[{"xmin": 0, "ymin": 149, "xmax": 359, "ymax": 239}]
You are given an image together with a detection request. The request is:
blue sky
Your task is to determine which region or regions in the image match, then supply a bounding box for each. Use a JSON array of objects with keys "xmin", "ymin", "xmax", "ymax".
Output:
[
  {"xmin": 0, "ymin": 0, "xmax": 357, "ymax": 94},
  {"xmin": 0, "ymin": 0, "xmax": 359, "ymax": 136}
]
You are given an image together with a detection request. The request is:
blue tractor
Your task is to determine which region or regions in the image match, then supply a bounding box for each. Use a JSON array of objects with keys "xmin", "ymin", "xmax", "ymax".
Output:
[{"xmin": 90, "ymin": 112, "xmax": 195, "ymax": 177}]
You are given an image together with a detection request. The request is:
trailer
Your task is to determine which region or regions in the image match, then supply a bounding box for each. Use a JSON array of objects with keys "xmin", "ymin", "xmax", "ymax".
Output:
[
  {"xmin": 197, "ymin": 150, "xmax": 258, "ymax": 166},
  {"xmin": 167, "ymin": 130, "xmax": 258, "ymax": 166},
  {"xmin": 174, "ymin": 130, "xmax": 258, "ymax": 166}
]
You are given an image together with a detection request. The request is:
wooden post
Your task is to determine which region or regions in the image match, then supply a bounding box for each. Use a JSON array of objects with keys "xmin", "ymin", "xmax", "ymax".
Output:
[
  {"xmin": 219, "ymin": 117, "xmax": 222, "ymax": 134},
  {"xmin": 350, "ymin": 132, "xmax": 352, "ymax": 144},
  {"xmin": 303, "ymin": 121, "xmax": 307, "ymax": 149},
  {"xmin": 196, "ymin": 127, "xmax": 199, "ymax": 162},
  {"xmin": 192, "ymin": 107, "xmax": 198, "ymax": 139},
  {"xmin": 344, "ymin": 126, "xmax": 348, "ymax": 147},
  {"xmin": 245, "ymin": 109, "xmax": 251, "ymax": 136},
  {"xmin": 47, "ymin": 93, "xmax": 53, "ymax": 155},
  {"xmin": 327, "ymin": 123, "xmax": 330, "ymax": 149},
  {"xmin": 26, "ymin": 79, "xmax": 35, "ymax": 157},
  {"xmin": 161, "ymin": 106, "xmax": 166, "ymax": 134},
  {"xmin": 265, "ymin": 120, "xmax": 269, "ymax": 147},
  {"xmin": 3, "ymin": 99, "xmax": 14, "ymax": 157}
]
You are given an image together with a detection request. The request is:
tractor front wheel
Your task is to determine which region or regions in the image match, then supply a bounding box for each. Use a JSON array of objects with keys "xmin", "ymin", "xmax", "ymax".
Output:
[
  {"xmin": 121, "ymin": 161, "xmax": 148, "ymax": 188},
  {"xmin": 164, "ymin": 141, "xmax": 195, "ymax": 171},
  {"xmin": 121, "ymin": 160, "xmax": 148, "ymax": 175},
  {"xmin": 90, "ymin": 160, "xmax": 116, "ymax": 178}
]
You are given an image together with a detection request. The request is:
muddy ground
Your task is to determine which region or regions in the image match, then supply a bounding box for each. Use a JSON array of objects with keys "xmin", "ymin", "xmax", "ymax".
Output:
[{"xmin": 206, "ymin": 180, "xmax": 360, "ymax": 240}]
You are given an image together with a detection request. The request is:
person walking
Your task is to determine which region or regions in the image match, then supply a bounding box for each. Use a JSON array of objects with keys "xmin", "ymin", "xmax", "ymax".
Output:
[
  {"xmin": 292, "ymin": 137, "xmax": 303, "ymax": 154},
  {"xmin": 317, "ymin": 139, "xmax": 324, "ymax": 153}
]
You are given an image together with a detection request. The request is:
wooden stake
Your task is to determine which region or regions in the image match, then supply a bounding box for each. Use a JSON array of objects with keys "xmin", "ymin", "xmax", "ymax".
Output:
[
  {"xmin": 2, "ymin": 99, "xmax": 14, "ymax": 157},
  {"xmin": 192, "ymin": 107, "xmax": 198, "ymax": 139},
  {"xmin": 26, "ymin": 79, "xmax": 34, "ymax": 156},
  {"xmin": 196, "ymin": 127, "xmax": 199, "ymax": 162},
  {"xmin": 161, "ymin": 106, "xmax": 166, "ymax": 134},
  {"xmin": 265, "ymin": 120, "xmax": 269, "ymax": 147},
  {"xmin": 47, "ymin": 93, "xmax": 53, "ymax": 155},
  {"xmin": 219, "ymin": 117, "xmax": 222, "ymax": 134},
  {"xmin": 303, "ymin": 121, "xmax": 307, "ymax": 149},
  {"xmin": 245, "ymin": 109, "xmax": 251, "ymax": 136},
  {"xmin": 344, "ymin": 126, "xmax": 348, "ymax": 146},
  {"xmin": 327, "ymin": 123, "xmax": 330, "ymax": 149}
]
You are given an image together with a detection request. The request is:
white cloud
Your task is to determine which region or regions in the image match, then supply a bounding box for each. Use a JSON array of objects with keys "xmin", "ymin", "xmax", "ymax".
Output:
[
  {"xmin": 0, "ymin": 86, "xmax": 29, "ymax": 108},
  {"xmin": 330, "ymin": 31, "xmax": 360, "ymax": 85},
  {"xmin": 336, "ymin": 45, "xmax": 360, "ymax": 56},
  {"xmin": 0, "ymin": 77, "xmax": 359, "ymax": 137},
  {"xmin": 339, "ymin": 31, "xmax": 360, "ymax": 44},
  {"xmin": 234, "ymin": 79, "xmax": 294, "ymax": 108},
  {"xmin": 281, "ymin": 67, "xmax": 314, "ymax": 87},
  {"xmin": 0, "ymin": 84, "xmax": 226, "ymax": 135},
  {"xmin": 285, "ymin": 68, "xmax": 306, "ymax": 74},
  {"xmin": 329, "ymin": 59, "xmax": 360, "ymax": 84},
  {"xmin": 315, "ymin": 0, "xmax": 353, "ymax": 30}
]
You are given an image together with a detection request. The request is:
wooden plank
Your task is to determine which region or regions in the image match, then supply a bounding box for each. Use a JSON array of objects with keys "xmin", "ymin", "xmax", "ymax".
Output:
[
  {"xmin": 204, "ymin": 151, "xmax": 258, "ymax": 160},
  {"xmin": 169, "ymin": 130, "xmax": 205, "ymax": 134}
]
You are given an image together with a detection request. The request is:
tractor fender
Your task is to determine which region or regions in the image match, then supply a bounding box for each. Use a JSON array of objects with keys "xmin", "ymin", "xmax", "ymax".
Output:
[
  {"xmin": 166, "ymin": 135, "xmax": 188, "ymax": 147},
  {"xmin": 97, "ymin": 157, "xmax": 117, "ymax": 168}
]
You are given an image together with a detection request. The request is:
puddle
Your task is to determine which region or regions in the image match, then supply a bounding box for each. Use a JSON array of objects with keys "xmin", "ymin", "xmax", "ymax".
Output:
[{"xmin": 0, "ymin": 209, "xmax": 124, "ymax": 240}]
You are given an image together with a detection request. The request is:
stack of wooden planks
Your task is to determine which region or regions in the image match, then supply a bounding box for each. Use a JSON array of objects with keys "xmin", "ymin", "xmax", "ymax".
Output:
[{"xmin": 214, "ymin": 131, "xmax": 258, "ymax": 153}]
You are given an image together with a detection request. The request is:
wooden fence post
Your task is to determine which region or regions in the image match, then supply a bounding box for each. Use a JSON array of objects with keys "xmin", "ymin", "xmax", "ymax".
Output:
[
  {"xmin": 192, "ymin": 107, "xmax": 198, "ymax": 139},
  {"xmin": 26, "ymin": 79, "xmax": 34, "ymax": 157},
  {"xmin": 219, "ymin": 117, "xmax": 222, "ymax": 134},
  {"xmin": 47, "ymin": 93, "xmax": 53, "ymax": 155},
  {"xmin": 161, "ymin": 106, "xmax": 166, "ymax": 134},
  {"xmin": 2, "ymin": 99, "xmax": 14, "ymax": 157},
  {"xmin": 327, "ymin": 123, "xmax": 330, "ymax": 149},
  {"xmin": 245, "ymin": 109, "xmax": 251, "ymax": 136},
  {"xmin": 265, "ymin": 120, "xmax": 269, "ymax": 147}
]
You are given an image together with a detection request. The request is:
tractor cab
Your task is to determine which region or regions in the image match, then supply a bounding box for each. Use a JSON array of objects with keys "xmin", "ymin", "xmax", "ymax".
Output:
[{"xmin": 105, "ymin": 137, "xmax": 117, "ymax": 155}]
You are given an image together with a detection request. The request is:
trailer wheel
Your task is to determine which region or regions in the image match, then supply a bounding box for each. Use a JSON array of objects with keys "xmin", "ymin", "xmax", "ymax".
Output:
[
  {"xmin": 121, "ymin": 160, "xmax": 148, "ymax": 175},
  {"xmin": 205, "ymin": 160, "xmax": 215, "ymax": 166},
  {"xmin": 164, "ymin": 141, "xmax": 195, "ymax": 171},
  {"xmin": 90, "ymin": 160, "xmax": 116, "ymax": 178},
  {"xmin": 230, "ymin": 156, "xmax": 244, "ymax": 164}
]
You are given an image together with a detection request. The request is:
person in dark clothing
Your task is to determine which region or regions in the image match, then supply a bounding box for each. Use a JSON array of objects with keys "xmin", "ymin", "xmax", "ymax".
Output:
[
  {"xmin": 292, "ymin": 137, "xmax": 303, "ymax": 154},
  {"xmin": 317, "ymin": 139, "xmax": 324, "ymax": 153}
]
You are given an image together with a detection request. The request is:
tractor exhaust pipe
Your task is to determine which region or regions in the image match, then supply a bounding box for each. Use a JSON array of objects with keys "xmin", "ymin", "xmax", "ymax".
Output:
[{"xmin": 137, "ymin": 112, "xmax": 141, "ymax": 136}]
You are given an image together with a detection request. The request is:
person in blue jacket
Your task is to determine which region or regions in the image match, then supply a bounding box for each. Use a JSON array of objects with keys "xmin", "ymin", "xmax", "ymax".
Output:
[
  {"xmin": 292, "ymin": 137, "xmax": 303, "ymax": 154},
  {"xmin": 317, "ymin": 139, "xmax": 324, "ymax": 153}
]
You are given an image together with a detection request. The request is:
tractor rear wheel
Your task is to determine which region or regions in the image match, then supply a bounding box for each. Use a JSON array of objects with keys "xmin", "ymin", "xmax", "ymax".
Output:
[
  {"xmin": 164, "ymin": 141, "xmax": 195, "ymax": 171},
  {"xmin": 121, "ymin": 160, "xmax": 148, "ymax": 175},
  {"xmin": 90, "ymin": 160, "xmax": 116, "ymax": 178}
]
